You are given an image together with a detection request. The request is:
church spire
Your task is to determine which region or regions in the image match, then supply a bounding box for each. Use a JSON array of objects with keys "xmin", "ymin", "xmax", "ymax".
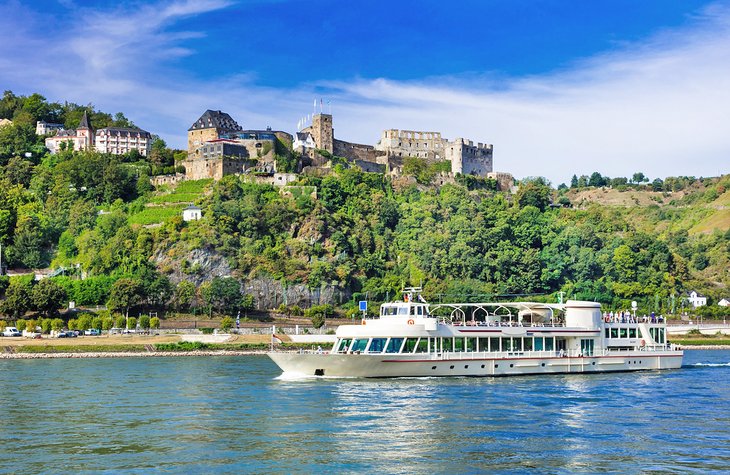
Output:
[{"xmin": 78, "ymin": 110, "xmax": 91, "ymax": 130}]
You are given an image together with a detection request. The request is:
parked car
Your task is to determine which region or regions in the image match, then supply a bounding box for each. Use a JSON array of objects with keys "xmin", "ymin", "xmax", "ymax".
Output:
[
  {"xmin": 2, "ymin": 327, "xmax": 21, "ymax": 337},
  {"xmin": 84, "ymin": 329, "xmax": 101, "ymax": 336}
]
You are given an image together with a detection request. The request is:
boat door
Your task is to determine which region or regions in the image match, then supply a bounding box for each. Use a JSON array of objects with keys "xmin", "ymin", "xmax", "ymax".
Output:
[{"xmin": 556, "ymin": 338, "xmax": 567, "ymax": 353}]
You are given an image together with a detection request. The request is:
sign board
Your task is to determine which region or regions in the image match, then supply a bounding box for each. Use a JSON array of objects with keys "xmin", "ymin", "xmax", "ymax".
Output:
[
  {"xmin": 631, "ymin": 301, "xmax": 638, "ymax": 310},
  {"xmin": 359, "ymin": 301, "xmax": 367, "ymax": 311}
]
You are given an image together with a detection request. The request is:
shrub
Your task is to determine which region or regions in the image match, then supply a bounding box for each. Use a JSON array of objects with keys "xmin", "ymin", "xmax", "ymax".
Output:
[
  {"xmin": 0, "ymin": 320, "xmax": 7, "ymax": 331},
  {"xmin": 51, "ymin": 318, "xmax": 64, "ymax": 331},
  {"xmin": 102, "ymin": 317, "xmax": 114, "ymax": 331},
  {"xmin": 115, "ymin": 315, "xmax": 126, "ymax": 328},
  {"xmin": 220, "ymin": 316, "xmax": 234, "ymax": 332},
  {"xmin": 91, "ymin": 317, "xmax": 102, "ymax": 330},
  {"xmin": 150, "ymin": 316, "xmax": 160, "ymax": 330},
  {"xmin": 139, "ymin": 315, "xmax": 150, "ymax": 330},
  {"xmin": 67, "ymin": 319, "xmax": 76, "ymax": 330},
  {"xmin": 16, "ymin": 319, "xmax": 27, "ymax": 332},
  {"xmin": 127, "ymin": 317, "xmax": 137, "ymax": 330},
  {"xmin": 40, "ymin": 318, "xmax": 52, "ymax": 334}
]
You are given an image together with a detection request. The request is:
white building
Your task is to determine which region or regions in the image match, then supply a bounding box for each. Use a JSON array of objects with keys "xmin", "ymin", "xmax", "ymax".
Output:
[
  {"xmin": 95, "ymin": 127, "xmax": 152, "ymax": 156},
  {"xmin": 36, "ymin": 120, "xmax": 64, "ymax": 135},
  {"xmin": 718, "ymin": 298, "xmax": 730, "ymax": 307},
  {"xmin": 182, "ymin": 205, "xmax": 202, "ymax": 221},
  {"xmin": 687, "ymin": 291, "xmax": 707, "ymax": 308}
]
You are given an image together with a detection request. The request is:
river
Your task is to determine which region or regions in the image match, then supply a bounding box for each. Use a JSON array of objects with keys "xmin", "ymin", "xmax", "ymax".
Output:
[{"xmin": 1, "ymin": 350, "xmax": 728, "ymax": 474}]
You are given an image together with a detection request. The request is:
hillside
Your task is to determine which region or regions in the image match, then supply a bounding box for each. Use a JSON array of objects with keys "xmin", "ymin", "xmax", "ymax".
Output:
[{"xmin": 1, "ymin": 91, "xmax": 729, "ymax": 324}]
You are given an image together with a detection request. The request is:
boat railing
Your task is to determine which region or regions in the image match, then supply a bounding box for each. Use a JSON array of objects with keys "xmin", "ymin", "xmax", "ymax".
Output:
[
  {"xmin": 441, "ymin": 319, "xmax": 565, "ymax": 328},
  {"xmin": 431, "ymin": 346, "xmax": 678, "ymax": 360}
]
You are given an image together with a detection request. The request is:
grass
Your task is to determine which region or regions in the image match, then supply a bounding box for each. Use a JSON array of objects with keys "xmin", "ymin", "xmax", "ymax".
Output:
[
  {"xmin": 17, "ymin": 344, "xmax": 150, "ymax": 353},
  {"xmin": 148, "ymin": 193, "xmax": 202, "ymax": 204},
  {"xmin": 670, "ymin": 338, "xmax": 730, "ymax": 346},
  {"xmin": 128, "ymin": 205, "xmax": 186, "ymax": 225}
]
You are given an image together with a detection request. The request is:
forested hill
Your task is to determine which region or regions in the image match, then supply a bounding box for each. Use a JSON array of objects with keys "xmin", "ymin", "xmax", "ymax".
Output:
[{"xmin": 0, "ymin": 91, "xmax": 728, "ymax": 321}]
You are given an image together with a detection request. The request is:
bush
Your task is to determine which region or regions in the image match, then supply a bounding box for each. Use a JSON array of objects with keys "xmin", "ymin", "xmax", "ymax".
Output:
[
  {"xmin": 220, "ymin": 316, "xmax": 234, "ymax": 332},
  {"xmin": 51, "ymin": 318, "xmax": 64, "ymax": 331},
  {"xmin": 150, "ymin": 316, "xmax": 160, "ymax": 330},
  {"xmin": 200, "ymin": 327, "xmax": 214, "ymax": 335},
  {"xmin": 311, "ymin": 313, "xmax": 325, "ymax": 329},
  {"xmin": 139, "ymin": 315, "xmax": 150, "ymax": 330},
  {"xmin": 16, "ymin": 319, "xmax": 27, "ymax": 332},
  {"xmin": 102, "ymin": 317, "xmax": 114, "ymax": 331},
  {"xmin": 91, "ymin": 317, "xmax": 102, "ymax": 330},
  {"xmin": 114, "ymin": 315, "xmax": 126, "ymax": 328},
  {"xmin": 127, "ymin": 317, "xmax": 137, "ymax": 330},
  {"xmin": 40, "ymin": 318, "xmax": 52, "ymax": 334},
  {"xmin": 0, "ymin": 320, "xmax": 6, "ymax": 331}
]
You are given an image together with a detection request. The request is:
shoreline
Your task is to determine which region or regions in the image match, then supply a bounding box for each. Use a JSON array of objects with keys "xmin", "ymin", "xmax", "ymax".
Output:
[{"xmin": 2, "ymin": 346, "xmax": 728, "ymax": 359}]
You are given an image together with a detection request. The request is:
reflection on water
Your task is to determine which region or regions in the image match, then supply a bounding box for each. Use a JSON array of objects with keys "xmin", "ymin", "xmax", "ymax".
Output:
[{"xmin": 1, "ymin": 351, "xmax": 729, "ymax": 474}]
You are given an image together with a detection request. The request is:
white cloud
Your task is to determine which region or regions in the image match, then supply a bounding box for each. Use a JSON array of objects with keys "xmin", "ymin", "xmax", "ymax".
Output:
[{"xmin": 1, "ymin": 1, "xmax": 729, "ymax": 184}]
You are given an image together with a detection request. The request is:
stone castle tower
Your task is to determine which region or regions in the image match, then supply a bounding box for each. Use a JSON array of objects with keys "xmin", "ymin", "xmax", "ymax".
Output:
[
  {"xmin": 310, "ymin": 113, "xmax": 333, "ymax": 153},
  {"xmin": 187, "ymin": 110, "xmax": 242, "ymax": 158}
]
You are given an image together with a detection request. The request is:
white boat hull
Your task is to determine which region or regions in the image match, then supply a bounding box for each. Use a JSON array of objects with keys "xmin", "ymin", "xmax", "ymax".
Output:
[{"xmin": 268, "ymin": 351, "xmax": 684, "ymax": 378}]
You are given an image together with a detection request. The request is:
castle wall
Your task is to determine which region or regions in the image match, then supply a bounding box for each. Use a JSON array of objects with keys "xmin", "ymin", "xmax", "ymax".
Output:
[
  {"xmin": 375, "ymin": 129, "xmax": 445, "ymax": 160},
  {"xmin": 188, "ymin": 128, "xmax": 219, "ymax": 157}
]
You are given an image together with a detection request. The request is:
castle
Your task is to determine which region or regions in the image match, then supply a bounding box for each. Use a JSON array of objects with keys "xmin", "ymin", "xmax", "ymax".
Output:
[{"xmin": 183, "ymin": 108, "xmax": 502, "ymax": 185}]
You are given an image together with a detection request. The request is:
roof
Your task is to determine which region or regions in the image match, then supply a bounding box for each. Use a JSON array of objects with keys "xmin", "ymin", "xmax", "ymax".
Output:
[
  {"xmin": 77, "ymin": 111, "xmax": 91, "ymax": 129},
  {"xmin": 188, "ymin": 110, "xmax": 242, "ymax": 132},
  {"xmin": 96, "ymin": 127, "xmax": 151, "ymax": 137},
  {"xmin": 296, "ymin": 132, "xmax": 313, "ymax": 140},
  {"xmin": 183, "ymin": 204, "xmax": 202, "ymax": 210}
]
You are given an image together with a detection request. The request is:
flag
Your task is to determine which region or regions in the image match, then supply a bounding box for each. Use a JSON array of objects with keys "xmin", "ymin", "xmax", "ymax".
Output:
[{"xmin": 272, "ymin": 334, "xmax": 283, "ymax": 344}]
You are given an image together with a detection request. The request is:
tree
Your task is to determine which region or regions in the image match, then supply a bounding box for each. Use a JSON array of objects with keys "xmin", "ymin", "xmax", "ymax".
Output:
[
  {"xmin": 107, "ymin": 278, "xmax": 142, "ymax": 318},
  {"xmin": 0, "ymin": 279, "xmax": 33, "ymax": 318},
  {"xmin": 150, "ymin": 316, "xmax": 160, "ymax": 330},
  {"xmin": 632, "ymin": 172, "xmax": 647, "ymax": 184},
  {"xmin": 127, "ymin": 316, "xmax": 137, "ymax": 330},
  {"xmin": 175, "ymin": 280, "xmax": 196, "ymax": 311},
  {"xmin": 201, "ymin": 277, "xmax": 242, "ymax": 316},
  {"xmin": 515, "ymin": 179, "xmax": 551, "ymax": 212},
  {"xmin": 31, "ymin": 279, "xmax": 67, "ymax": 317},
  {"xmin": 570, "ymin": 174, "xmax": 578, "ymax": 188},
  {"xmin": 138, "ymin": 315, "xmax": 150, "ymax": 330}
]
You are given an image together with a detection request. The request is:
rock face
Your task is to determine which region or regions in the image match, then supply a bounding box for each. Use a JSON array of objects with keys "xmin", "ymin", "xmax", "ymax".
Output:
[
  {"xmin": 155, "ymin": 245, "xmax": 350, "ymax": 310},
  {"xmin": 246, "ymin": 277, "xmax": 350, "ymax": 310}
]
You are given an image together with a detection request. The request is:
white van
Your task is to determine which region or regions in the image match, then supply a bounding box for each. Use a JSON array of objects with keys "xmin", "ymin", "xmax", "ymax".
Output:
[{"xmin": 2, "ymin": 327, "xmax": 22, "ymax": 337}]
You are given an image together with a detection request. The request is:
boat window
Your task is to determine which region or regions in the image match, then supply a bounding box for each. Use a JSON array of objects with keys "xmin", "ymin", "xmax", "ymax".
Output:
[
  {"xmin": 605, "ymin": 329, "xmax": 610, "ymax": 339},
  {"xmin": 466, "ymin": 338, "xmax": 477, "ymax": 352},
  {"xmin": 523, "ymin": 337, "xmax": 533, "ymax": 351},
  {"xmin": 410, "ymin": 306, "xmax": 416, "ymax": 315},
  {"xmin": 478, "ymin": 337, "xmax": 489, "ymax": 352},
  {"xmin": 502, "ymin": 337, "xmax": 514, "ymax": 352},
  {"xmin": 417, "ymin": 306, "xmax": 423, "ymax": 316},
  {"xmin": 415, "ymin": 338, "xmax": 428, "ymax": 353},
  {"xmin": 454, "ymin": 338, "xmax": 464, "ymax": 352},
  {"xmin": 610, "ymin": 328, "xmax": 619, "ymax": 339},
  {"xmin": 442, "ymin": 337, "xmax": 453, "ymax": 352},
  {"xmin": 403, "ymin": 338, "xmax": 419, "ymax": 353},
  {"xmin": 629, "ymin": 328, "xmax": 637, "ymax": 338},
  {"xmin": 545, "ymin": 337, "xmax": 554, "ymax": 351},
  {"xmin": 351, "ymin": 339, "xmax": 368, "ymax": 353},
  {"xmin": 337, "ymin": 339, "xmax": 352, "ymax": 352},
  {"xmin": 490, "ymin": 337, "xmax": 500, "ymax": 352},
  {"xmin": 659, "ymin": 329, "xmax": 665, "ymax": 343},
  {"xmin": 398, "ymin": 307, "xmax": 409, "ymax": 315},
  {"xmin": 383, "ymin": 307, "xmax": 397, "ymax": 316},
  {"xmin": 367, "ymin": 338, "xmax": 387, "ymax": 353},
  {"xmin": 385, "ymin": 338, "xmax": 404, "ymax": 353},
  {"xmin": 534, "ymin": 337, "xmax": 544, "ymax": 351},
  {"xmin": 619, "ymin": 328, "xmax": 627, "ymax": 338}
]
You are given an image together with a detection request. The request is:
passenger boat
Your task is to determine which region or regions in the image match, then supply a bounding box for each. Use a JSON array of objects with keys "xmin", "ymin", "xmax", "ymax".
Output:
[{"xmin": 268, "ymin": 288, "xmax": 683, "ymax": 378}]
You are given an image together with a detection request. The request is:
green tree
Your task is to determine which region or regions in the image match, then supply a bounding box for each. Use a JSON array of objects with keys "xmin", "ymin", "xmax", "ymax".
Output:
[
  {"xmin": 139, "ymin": 315, "xmax": 150, "ymax": 330},
  {"xmin": 0, "ymin": 279, "xmax": 33, "ymax": 318},
  {"xmin": 31, "ymin": 279, "xmax": 67, "ymax": 317},
  {"xmin": 175, "ymin": 280, "xmax": 196, "ymax": 310},
  {"xmin": 150, "ymin": 316, "xmax": 160, "ymax": 330},
  {"xmin": 107, "ymin": 278, "xmax": 142, "ymax": 318}
]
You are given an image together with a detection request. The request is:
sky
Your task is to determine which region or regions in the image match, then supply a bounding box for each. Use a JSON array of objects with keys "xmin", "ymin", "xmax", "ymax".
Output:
[{"xmin": 1, "ymin": 0, "xmax": 729, "ymax": 184}]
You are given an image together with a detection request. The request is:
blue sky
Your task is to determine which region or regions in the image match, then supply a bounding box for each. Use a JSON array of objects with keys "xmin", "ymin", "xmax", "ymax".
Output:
[{"xmin": 1, "ymin": 0, "xmax": 729, "ymax": 184}]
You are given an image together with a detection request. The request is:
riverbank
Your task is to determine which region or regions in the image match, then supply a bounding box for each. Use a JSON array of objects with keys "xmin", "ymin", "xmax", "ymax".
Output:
[{"xmin": 0, "ymin": 350, "xmax": 274, "ymax": 359}]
